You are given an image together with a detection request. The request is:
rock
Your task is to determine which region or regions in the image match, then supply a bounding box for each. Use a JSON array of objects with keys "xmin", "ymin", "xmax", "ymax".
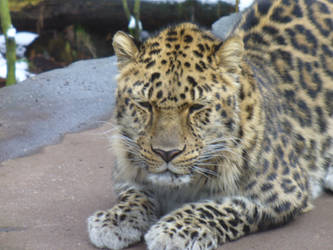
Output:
[
  {"xmin": 0, "ymin": 57, "xmax": 117, "ymax": 162},
  {"xmin": 212, "ymin": 12, "xmax": 243, "ymax": 40}
]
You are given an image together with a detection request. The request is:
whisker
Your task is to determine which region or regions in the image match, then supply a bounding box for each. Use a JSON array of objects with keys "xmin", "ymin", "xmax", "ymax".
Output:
[
  {"xmin": 192, "ymin": 167, "xmax": 210, "ymax": 178},
  {"xmin": 207, "ymin": 137, "xmax": 240, "ymax": 144},
  {"xmin": 192, "ymin": 166, "xmax": 218, "ymax": 177}
]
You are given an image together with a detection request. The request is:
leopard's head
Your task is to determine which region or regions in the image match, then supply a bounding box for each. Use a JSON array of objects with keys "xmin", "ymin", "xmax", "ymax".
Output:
[{"xmin": 112, "ymin": 23, "xmax": 244, "ymax": 187}]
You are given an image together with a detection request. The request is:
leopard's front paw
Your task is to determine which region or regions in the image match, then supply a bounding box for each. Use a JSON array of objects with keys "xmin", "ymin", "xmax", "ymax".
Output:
[
  {"xmin": 145, "ymin": 220, "xmax": 218, "ymax": 250},
  {"xmin": 87, "ymin": 208, "xmax": 148, "ymax": 249}
]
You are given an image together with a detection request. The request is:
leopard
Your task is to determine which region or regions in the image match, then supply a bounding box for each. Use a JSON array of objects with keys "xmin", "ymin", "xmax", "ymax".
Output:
[{"xmin": 87, "ymin": 0, "xmax": 333, "ymax": 249}]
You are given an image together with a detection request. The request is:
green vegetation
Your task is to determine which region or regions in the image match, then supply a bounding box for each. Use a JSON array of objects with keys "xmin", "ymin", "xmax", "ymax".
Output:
[
  {"xmin": 0, "ymin": 0, "xmax": 16, "ymax": 85},
  {"xmin": 122, "ymin": 0, "xmax": 142, "ymax": 41},
  {"xmin": 235, "ymin": 0, "xmax": 240, "ymax": 12},
  {"xmin": 8, "ymin": 0, "xmax": 43, "ymax": 12}
]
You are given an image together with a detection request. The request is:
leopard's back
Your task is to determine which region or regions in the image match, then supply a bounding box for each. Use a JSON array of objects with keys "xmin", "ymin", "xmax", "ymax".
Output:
[{"xmin": 237, "ymin": 0, "xmax": 333, "ymax": 198}]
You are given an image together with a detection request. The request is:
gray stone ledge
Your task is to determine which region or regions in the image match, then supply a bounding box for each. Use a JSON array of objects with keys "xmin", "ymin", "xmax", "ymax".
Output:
[{"xmin": 0, "ymin": 57, "xmax": 118, "ymax": 162}]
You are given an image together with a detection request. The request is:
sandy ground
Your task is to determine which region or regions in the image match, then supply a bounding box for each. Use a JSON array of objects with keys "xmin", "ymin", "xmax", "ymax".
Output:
[{"xmin": 1, "ymin": 123, "xmax": 332, "ymax": 250}]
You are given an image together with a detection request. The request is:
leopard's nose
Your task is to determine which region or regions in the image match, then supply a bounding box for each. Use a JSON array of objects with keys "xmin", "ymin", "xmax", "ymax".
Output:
[{"xmin": 151, "ymin": 146, "xmax": 185, "ymax": 163}]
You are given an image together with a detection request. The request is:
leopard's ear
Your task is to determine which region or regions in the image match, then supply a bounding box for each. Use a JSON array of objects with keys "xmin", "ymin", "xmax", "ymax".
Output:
[
  {"xmin": 113, "ymin": 31, "xmax": 139, "ymax": 70},
  {"xmin": 215, "ymin": 36, "xmax": 243, "ymax": 74}
]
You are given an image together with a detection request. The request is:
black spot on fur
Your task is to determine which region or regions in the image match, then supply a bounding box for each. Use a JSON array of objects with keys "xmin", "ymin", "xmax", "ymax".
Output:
[
  {"xmin": 276, "ymin": 145, "xmax": 284, "ymax": 158},
  {"xmin": 202, "ymin": 34, "xmax": 214, "ymax": 41},
  {"xmin": 151, "ymin": 42, "xmax": 159, "ymax": 47},
  {"xmin": 267, "ymin": 173, "xmax": 277, "ymax": 181},
  {"xmin": 119, "ymin": 214, "xmax": 126, "ymax": 221},
  {"xmin": 281, "ymin": 179, "xmax": 296, "ymax": 193},
  {"xmin": 271, "ymin": 7, "xmax": 292, "ymax": 23},
  {"xmin": 325, "ymin": 90, "xmax": 333, "ymax": 116},
  {"xmin": 263, "ymin": 25, "xmax": 279, "ymax": 35},
  {"xmin": 265, "ymin": 193, "xmax": 278, "ymax": 203},
  {"xmin": 284, "ymin": 90, "xmax": 295, "ymax": 101},
  {"xmin": 228, "ymin": 217, "xmax": 240, "ymax": 227},
  {"xmin": 275, "ymin": 35, "xmax": 286, "ymax": 45},
  {"xmin": 166, "ymin": 37, "xmax": 178, "ymax": 42},
  {"xmin": 197, "ymin": 44, "xmax": 205, "ymax": 52},
  {"xmin": 245, "ymin": 180, "xmax": 257, "ymax": 191},
  {"xmin": 224, "ymin": 119, "xmax": 234, "ymax": 130},
  {"xmin": 273, "ymin": 158, "xmax": 279, "ymax": 170},
  {"xmin": 230, "ymin": 227, "xmax": 238, "ymax": 237},
  {"xmin": 157, "ymin": 90, "xmax": 163, "ymax": 99},
  {"xmin": 243, "ymin": 225, "xmax": 251, "ymax": 234},
  {"xmin": 156, "ymin": 81, "xmax": 162, "ymax": 87},
  {"xmin": 187, "ymin": 76, "xmax": 198, "ymax": 87},
  {"xmin": 150, "ymin": 72, "xmax": 160, "ymax": 82},
  {"xmin": 242, "ymin": 9, "xmax": 259, "ymax": 31},
  {"xmin": 218, "ymin": 219, "xmax": 229, "ymax": 232},
  {"xmin": 189, "ymin": 104, "xmax": 204, "ymax": 113},
  {"xmin": 244, "ymin": 32, "xmax": 269, "ymax": 47},
  {"xmin": 239, "ymin": 85, "xmax": 245, "ymax": 100},
  {"xmin": 149, "ymin": 49, "xmax": 161, "ymax": 55},
  {"xmin": 193, "ymin": 50, "xmax": 203, "ymax": 58},
  {"xmin": 190, "ymin": 231, "xmax": 198, "ymax": 239},
  {"xmin": 184, "ymin": 35, "xmax": 193, "ymax": 43},
  {"xmin": 315, "ymin": 106, "xmax": 327, "ymax": 132},
  {"xmin": 221, "ymin": 110, "xmax": 227, "ymax": 118},
  {"xmin": 297, "ymin": 99, "xmax": 312, "ymax": 127},
  {"xmin": 261, "ymin": 183, "xmax": 273, "ymax": 192},
  {"xmin": 198, "ymin": 208, "xmax": 214, "ymax": 219},
  {"xmin": 246, "ymin": 105, "xmax": 254, "ymax": 120},
  {"xmin": 146, "ymin": 60, "xmax": 156, "ymax": 69},
  {"xmin": 195, "ymin": 63, "xmax": 204, "ymax": 72},
  {"xmin": 263, "ymin": 159, "xmax": 269, "ymax": 173},
  {"xmin": 205, "ymin": 205, "xmax": 225, "ymax": 217},
  {"xmin": 257, "ymin": 1, "xmax": 271, "ymax": 15},
  {"xmin": 148, "ymin": 87, "xmax": 154, "ymax": 98},
  {"xmin": 321, "ymin": 45, "xmax": 333, "ymax": 78},
  {"xmin": 292, "ymin": 3, "xmax": 303, "ymax": 17},
  {"xmin": 167, "ymin": 30, "xmax": 177, "ymax": 36},
  {"xmin": 274, "ymin": 201, "xmax": 292, "ymax": 214}
]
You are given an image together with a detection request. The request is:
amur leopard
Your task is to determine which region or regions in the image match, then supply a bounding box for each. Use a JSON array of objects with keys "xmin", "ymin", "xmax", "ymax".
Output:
[{"xmin": 88, "ymin": 0, "xmax": 333, "ymax": 249}]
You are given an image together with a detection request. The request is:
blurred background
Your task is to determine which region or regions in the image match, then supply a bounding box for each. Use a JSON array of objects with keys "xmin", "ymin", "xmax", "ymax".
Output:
[{"xmin": 0, "ymin": 0, "xmax": 253, "ymax": 87}]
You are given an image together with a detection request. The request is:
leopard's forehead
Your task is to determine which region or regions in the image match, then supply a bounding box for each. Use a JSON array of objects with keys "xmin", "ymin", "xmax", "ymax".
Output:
[
  {"xmin": 140, "ymin": 23, "xmax": 218, "ymax": 60},
  {"xmin": 120, "ymin": 23, "xmax": 234, "ymax": 107}
]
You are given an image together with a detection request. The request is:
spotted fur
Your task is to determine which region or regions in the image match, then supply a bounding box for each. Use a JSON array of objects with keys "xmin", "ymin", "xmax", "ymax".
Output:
[{"xmin": 88, "ymin": 0, "xmax": 333, "ymax": 249}]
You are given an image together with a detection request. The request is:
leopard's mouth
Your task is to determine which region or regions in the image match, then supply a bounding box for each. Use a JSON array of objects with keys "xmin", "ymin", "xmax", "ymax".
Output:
[{"xmin": 147, "ymin": 170, "xmax": 192, "ymax": 186}]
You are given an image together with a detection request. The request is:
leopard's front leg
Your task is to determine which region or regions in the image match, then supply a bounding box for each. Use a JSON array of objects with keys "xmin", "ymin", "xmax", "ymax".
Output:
[
  {"xmin": 145, "ymin": 196, "xmax": 299, "ymax": 250},
  {"xmin": 87, "ymin": 186, "xmax": 159, "ymax": 249}
]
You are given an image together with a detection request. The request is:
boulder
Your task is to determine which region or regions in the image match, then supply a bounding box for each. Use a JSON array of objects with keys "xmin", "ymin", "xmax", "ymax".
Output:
[{"xmin": 0, "ymin": 57, "xmax": 117, "ymax": 162}]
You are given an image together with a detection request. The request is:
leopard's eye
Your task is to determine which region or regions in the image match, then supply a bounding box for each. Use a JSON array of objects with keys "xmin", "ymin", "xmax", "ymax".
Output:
[
  {"xmin": 138, "ymin": 101, "xmax": 152, "ymax": 111},
  {"xmin": 189, "ymin": 104, "xmax": 205, "ymax": 114}
]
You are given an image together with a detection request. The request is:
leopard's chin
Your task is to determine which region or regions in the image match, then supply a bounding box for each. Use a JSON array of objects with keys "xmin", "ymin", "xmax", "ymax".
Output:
[{"xmin": 147, "ymin": 170, "xmax": 192, "ymax": 187}]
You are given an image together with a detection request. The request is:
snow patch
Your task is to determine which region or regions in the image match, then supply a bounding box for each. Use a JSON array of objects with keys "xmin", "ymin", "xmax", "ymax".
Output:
[
  {"xmin": 128, "ymin": 16, "xmax": 143, "ymax": 30},
  {"xmin": 6, "ymin": 26, "xmax": 16, "ymax": 39},
  {"xmin": 15, "ymin": 32, "xmax": 39, "ymax": 46},
  {"xmin": 0, "ymin": 31, "xmax": 38, "ymax": 82}
]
